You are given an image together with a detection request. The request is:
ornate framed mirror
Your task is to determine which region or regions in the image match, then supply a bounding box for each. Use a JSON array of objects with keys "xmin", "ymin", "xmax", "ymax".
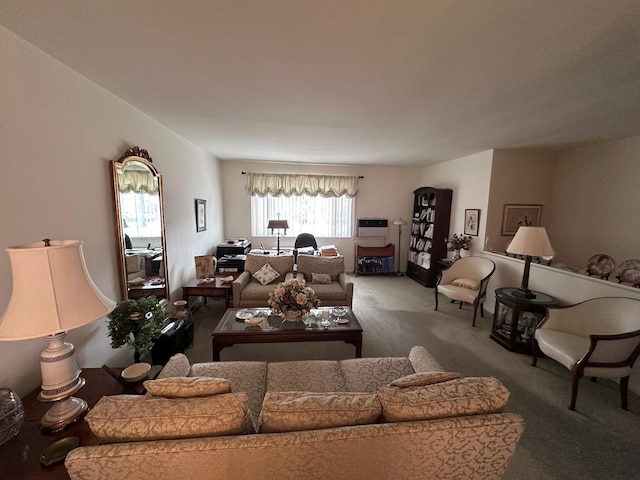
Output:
[{"xmin": 111, "ymin": 146, "xmax": 169, "ymax": 303}]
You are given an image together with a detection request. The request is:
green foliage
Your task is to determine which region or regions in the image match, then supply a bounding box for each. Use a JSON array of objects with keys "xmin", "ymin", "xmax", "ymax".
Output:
[{"xmin": 106, "ymin": 296, "xmax": 165, "ymax": 357}]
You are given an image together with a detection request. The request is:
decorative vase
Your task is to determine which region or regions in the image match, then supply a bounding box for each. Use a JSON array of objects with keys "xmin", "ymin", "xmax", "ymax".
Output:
[
  {"xmin": 282, "ymin": 310, "xmax": 302, "ymax": 322},
  {"xmin": 172, "ymin": 300, "xmax": 190, "ymax": 321},
  {"xmin": 0, "ymin": 388, "xmax": 24, "ymax": 445},
  {"xmin": 452, "ymin": 249, "xmax": 461, "ymax": 261}
]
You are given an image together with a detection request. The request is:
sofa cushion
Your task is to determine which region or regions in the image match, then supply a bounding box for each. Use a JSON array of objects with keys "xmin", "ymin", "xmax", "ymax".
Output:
[
  {"xmin": 388, "ymin": 371, "xmax": 460, "ymax": 388},
  {"xmin": 378, "ymin": 377, "xmax": 510, "ymax": 423},
  {"xmin": 259, "ymin": 391, "xmax": 382, "ymax": 433},
  {"xmin": 302, "ymin": 281, "xmax": 347, "ymax": 301},
  {"xmin": 311, "ymin": 272, "xmax": 332, "ymax": 284},
  {"xmin": 86, "ymin": 393, "xmax": 254, "ymax": 442},
  {"xmin": 340, "ymin": 357, "xmax": 416, "ymax": 392},
  {"xmin": 144, "ymin": 377, "xmax": 231, "ymax": 398},
  {"xmin": 267, "ymin": 360, "xmax": 347, "ymax": 392},
  {"xmin": 408, "ymin": 345, "xmax": 444, "ymax": 373},
  {"xmin": 245, "ymin": 254, "xmax": 293, "ymax": 279},
  {"xmin": 190, "ymin": 361, "xmax": 267, "ymax": 420},
  {"xmin": 253, "ymin": 263, "xmax": 280, "ymax": 285},
  {"xmin": 297, "ymin": 255, "xmax": 344, "ymax": 281},
  {"xmin": 156, "ymin": 353, "xmax": 191, "ymax": 379}
]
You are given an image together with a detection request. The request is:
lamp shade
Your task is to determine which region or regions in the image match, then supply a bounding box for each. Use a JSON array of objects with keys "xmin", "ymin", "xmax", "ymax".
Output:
[
  {"xmin": 392, "ymin": 218, "xmax": 407, "ymax": 226},
  {"xmin": 0, "ymin": 240, "xmax": 116, "ymax": 340},
  {"xmin": 506, "ymin": 227, "xmax": 554, "ymax": 257},
  {"xmin": 267, "ymin": 219, "xmax": 289, "ymax": 230}
]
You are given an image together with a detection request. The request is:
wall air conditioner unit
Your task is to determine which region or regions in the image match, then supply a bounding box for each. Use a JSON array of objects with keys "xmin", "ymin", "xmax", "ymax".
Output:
[{"xmin": 357, "ymin": 218, "xmax": 389, "ymax": 237}]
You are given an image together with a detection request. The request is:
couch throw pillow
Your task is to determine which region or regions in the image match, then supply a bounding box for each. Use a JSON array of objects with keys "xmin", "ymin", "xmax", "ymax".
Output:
[
  {"xmin": 86, "ymin": 393, "xmax": 255, "ymax": 442},
  {"xmin": 378, "ymin": 377, "xmax": 510, "ymax": 423},
  {"xmin": 311, "ymin": 272, "xmax": 332, "ymax": 284},
  {"xmin": 388, "ymin": 371, "xmax": 461, "ymax": 388},
  {"xmin": 259, "ymin": 391, "xmax": 381, "ymax": 433},
  {"xmin": 252, "ymin": 263, "xmax": 280, "ymax": 285},
  {"xmin": 144, "ymin": 377, "xmax": 231, "ymax": 398},
  {"xmin": 451, "ymin": 278, "xmax": 480, "ymax": 291}
]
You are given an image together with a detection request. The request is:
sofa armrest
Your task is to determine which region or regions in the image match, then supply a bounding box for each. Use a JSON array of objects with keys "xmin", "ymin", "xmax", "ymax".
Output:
[
  {"xmin": 232, "ymin": 272, "xmax": 252, "ymax": 308},
  {"xmin": 338, "ymin": 273, "xmax": 354, "ymax": 307}
]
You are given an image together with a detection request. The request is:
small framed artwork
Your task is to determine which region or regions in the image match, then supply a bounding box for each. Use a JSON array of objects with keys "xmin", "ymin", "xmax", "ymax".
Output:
[
  {"xmin": 195, "ymin": 199, "xmax": 206, "ymax": 232},
  {"xmin": 501, "ymin": 204, "xmax": 542, "ymax": 235},
  {"xmin": 464, "ymin": 209, "xmax": 480, "ymax": 236}
]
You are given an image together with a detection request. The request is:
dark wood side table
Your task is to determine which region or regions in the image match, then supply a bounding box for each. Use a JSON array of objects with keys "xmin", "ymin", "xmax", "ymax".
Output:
[
  {"xmin": 182, "ymin": 273, "xmax": 239, "ymax": 309},
  {"xmin": 4, "ymin": 367, "xmax": 158, "ymax": 479},
  {"xmin": 490, "ymin": 287, "xmax": 558, "ymax": 354}
]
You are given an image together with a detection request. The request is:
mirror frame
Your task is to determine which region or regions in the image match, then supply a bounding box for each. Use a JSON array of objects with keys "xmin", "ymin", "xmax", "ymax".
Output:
[{"xmin": 111, "ymin": 146, "xmax": 169, "ymax": 303}]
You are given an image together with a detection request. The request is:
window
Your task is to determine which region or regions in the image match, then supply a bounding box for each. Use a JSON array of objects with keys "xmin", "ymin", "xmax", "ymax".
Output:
[
  {"xmin": 251, "ymin": 194, "xmax": 354, "ymax": 237},
  {"xmin": 120, "ymin": 191, "xmax": 161, "ymax": 238}
]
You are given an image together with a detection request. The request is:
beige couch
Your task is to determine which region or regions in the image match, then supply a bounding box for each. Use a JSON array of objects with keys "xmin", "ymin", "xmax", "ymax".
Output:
[
  {"xmin": 65, "ymin": 347, "xmax": 524, "ymax": 480},
  {"xmin": 233, "ymin": 253, "xmax": 353, "ymax": 308}
]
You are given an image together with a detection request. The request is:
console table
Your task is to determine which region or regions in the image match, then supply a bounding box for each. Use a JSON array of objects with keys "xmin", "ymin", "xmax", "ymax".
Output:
[
  {"xmin": 182, "ymin": 273, "xmax": 239, "ymax": 308},
  {"xmin": 490, "ymin": 287, "xmax": 558, "ymax": 354}
]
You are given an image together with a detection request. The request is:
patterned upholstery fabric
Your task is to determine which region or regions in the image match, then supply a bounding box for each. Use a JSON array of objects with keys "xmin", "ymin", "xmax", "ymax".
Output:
[
  {"xmin": 144, "ymin": 377, "xmax": 231, "ymax": 398},
  {"xmin": 340, "ymin": 357, "xmax": 415, "ymax": 392},
  {"xmin": 311, "ymin": 272, "xmax": 331, "ymax": 284},
  {"xmin": 378, "ymin": 377, "xmax": 510, "ymax": 422},
  {"xmin": 156, "ymin": 353, "xmax": 191, "ymax": 378},
  {"xmin": 267, "ymin": 360, "xmax": 347, "ymax": 392},
  {"xmin": 297, "ymin": 255, "xmax": 344, "ymax": 281},
  {"xmin": 85, "ymin": 393, "xmax": 254, "ymax": 442},
  {"xmin": 389, "ymin": 371, "xmax": 461, "ymax": 388},
  {"xmin": 259, "ymin": 391, "xmax": 382, "ymax": 433},
  {"xmin": 245, "ymin": 254, "xmax": 293, "ymax": 277},
  {"xmin": 190, "ymin": 361, "xmax": 267, "ymax": 420},
  {"xmin": 233, "ymin": 254, "xmax": 295, "ymax": 307},
  {"xmin": 66, "ymin": 414, "xmax": 525, "ymax": 480},
  {"xmin": 408, "ymin": 345, "xmax": 444, "ymax": 372}
]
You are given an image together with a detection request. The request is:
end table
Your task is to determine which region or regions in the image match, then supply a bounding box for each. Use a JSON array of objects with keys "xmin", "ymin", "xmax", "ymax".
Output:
[{"xmin": 490, "ymin": 287, "xmax": 558, "ymax": 354}]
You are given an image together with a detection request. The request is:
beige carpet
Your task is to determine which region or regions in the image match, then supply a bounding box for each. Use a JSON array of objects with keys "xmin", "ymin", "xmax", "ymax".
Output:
[{"xmin": 185, "ymin": 275, "xmax": 640, "ymax": 480}]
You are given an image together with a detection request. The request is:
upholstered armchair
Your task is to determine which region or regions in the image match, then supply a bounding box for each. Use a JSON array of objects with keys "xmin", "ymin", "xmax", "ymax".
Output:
[
  {"xmin": 125, "ymin": 254, "xmax": 146, "ymax": 281},
  {"xmin": 532, "ymin": 297, "xmax": 640, "ymax": 410},
  {"xmin": 434, "ymin": 256, "xmax": 496, "ymax": 327}
]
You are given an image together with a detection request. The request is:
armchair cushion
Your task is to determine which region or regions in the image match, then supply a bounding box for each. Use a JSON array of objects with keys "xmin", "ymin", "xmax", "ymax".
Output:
[
  {"xmin": 297, "ymin": 255, "xmax": 344, "ymax": 281},
  {"xmin": 252, "ymin": 263, "xmax": 280, "ymax": 285},
  {"xmin": 311, "ymin": 272, "xmax": 332, "ymax": 284},
  {"xmin": 451, "ymin": 278, "xmax": 480, "ymax": 291}
]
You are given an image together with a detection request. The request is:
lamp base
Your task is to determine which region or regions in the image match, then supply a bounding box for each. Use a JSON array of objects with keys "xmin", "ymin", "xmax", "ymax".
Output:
[
  {"xmin": 512, "ymin": 288, "xmax": 536, "ymax": 299},
  {"xmin": 40, "ymin": 394, "xmax": 88, "ymax": 432}
]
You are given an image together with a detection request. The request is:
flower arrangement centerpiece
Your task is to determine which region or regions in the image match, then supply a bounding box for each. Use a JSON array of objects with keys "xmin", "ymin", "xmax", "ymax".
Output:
[
  {"xmin": 445, "ymin": 233, "xmax": 472, "ymax": 261},
  {"xmin": 268, "ymin": 278, "xmax": 320, "ymax": 321},
  {"xmin": 107, "ymin": 296, "xmax": 165, "ymax": 362}
]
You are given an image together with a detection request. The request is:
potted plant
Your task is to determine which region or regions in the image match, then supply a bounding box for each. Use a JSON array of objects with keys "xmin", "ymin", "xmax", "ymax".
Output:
[
  {"xmin": 106, "ymin": 296, "xmax": 165, "ymax": 362},
  {"xmin": 268, "ymin": 278, "xmax": 319, "ymax": 321}
]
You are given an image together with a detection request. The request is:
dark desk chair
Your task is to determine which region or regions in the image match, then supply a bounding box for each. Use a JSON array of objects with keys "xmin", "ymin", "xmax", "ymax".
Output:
[{"xmin": 294, "ymin": 233, "xmax": 318, "ymax": 250}]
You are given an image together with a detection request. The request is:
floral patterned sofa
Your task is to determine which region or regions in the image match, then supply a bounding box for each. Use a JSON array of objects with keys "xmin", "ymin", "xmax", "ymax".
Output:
[{"xmin": 65, "ymin": 346, "xmax": 524, "ymax": 480}]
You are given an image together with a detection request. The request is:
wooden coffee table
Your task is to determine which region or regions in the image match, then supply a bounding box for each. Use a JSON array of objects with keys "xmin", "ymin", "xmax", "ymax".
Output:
[
  {"xmin": 182, "ymin": 274, "xmax": 239, "ymax": 309},
  {"xmin": 211, "ymin": 307, "xmax": 363, "ymax": 361}
]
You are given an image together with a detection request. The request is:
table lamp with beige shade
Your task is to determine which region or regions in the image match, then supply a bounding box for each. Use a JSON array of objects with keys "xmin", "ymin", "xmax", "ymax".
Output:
[
  {"xmin": 506, "ymin": 227, "xmax": 554, "ymax": 299},
  {"xmin": 0, "ymin": 239, "xmax": 116, "ymax": 432}
]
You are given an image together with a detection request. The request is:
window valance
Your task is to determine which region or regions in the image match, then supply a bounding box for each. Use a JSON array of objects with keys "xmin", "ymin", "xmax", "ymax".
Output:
[
  {"xmin": 117, "ymin": 170, "xmax": 159, "ymax": 194},
  {"xmin": 245, "ymin": 172, "xmax": 359, "ymax": 198}
]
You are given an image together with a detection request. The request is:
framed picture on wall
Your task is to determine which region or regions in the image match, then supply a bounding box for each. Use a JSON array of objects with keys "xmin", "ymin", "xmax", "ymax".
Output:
[
  {"xmin": 464, "ymin": 209, "xmax": 480, "ymax": 236},
  {"xmin": 501, "ymin": 204, "xmax": 542, "ymax": 235},
  {"xmin": 195, "ymin": 198, "xmax": 207, "ymax": 232}
]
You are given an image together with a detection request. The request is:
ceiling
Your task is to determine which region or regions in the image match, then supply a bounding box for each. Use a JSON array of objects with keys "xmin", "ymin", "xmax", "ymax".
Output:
[{"xmin": 2, "ymin": 1, "xmax": 640, "ymax": 166}]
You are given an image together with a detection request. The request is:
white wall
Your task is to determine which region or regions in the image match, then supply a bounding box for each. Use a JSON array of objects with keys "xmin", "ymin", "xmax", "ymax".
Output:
[
  {"xmin": 420, "ymin": 150, "xmax": 494, "ymax": 256},
  {"xmin": 486, "ymin": 149, "xmax": 558, "ymax": 253},
  {"xmin": 0, "ymin": 26, "xmax": 224, "ymax": 397},
  {"xmin": 219, "ymin": 160, "xmax": 423, "ymax": 272},
  {"xmin": 546, "ymin": 135, "xmax": 640, "ymax": 268}
]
